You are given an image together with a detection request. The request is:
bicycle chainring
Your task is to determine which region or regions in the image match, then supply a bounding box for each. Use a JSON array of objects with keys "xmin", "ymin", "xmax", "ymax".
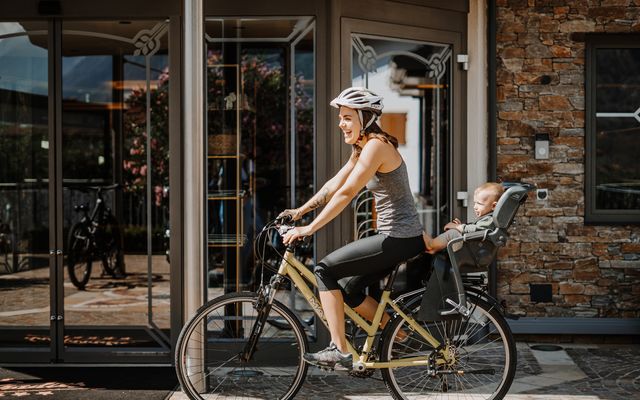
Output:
[{"xmin": 348, "ymin": 369, "xmax": 376, "ymax": 379}]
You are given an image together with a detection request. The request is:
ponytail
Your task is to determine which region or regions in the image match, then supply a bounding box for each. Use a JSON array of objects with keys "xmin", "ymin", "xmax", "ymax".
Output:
[{"xmin": 352, "ymin": 110, "xmax": 398, "ymax": 157}]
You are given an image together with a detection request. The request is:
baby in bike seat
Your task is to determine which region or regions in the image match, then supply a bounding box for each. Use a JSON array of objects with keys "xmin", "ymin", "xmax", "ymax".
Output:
[{"xmin": 422, "ymin": 182, "xmax": 504, "ymax": 254}]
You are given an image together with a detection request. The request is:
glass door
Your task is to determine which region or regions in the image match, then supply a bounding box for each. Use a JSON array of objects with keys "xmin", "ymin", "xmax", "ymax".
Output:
[
  {"xmin": 345, "ymin": 19, "xmax": 465, "ymax": 291},
  {"xmin": 204, "ymin": 17, "xmax": 316, "ymax": 301},
  {"xmin": 59, "ymin": 20, "xmax": 171, "ymax": 360},
  {"xmin": 203, "ymin": 17, "xmax": 317, "ymax": 345},
  {"xmin": 0, "ymin": 21, "xmax": 54, "ymax": 362},
  {"xmin": 351, "ymin": 33, "xmax": 453, "ymax": 234},
  {"xmin": 0, "ymin": 18, "xmax": 174, "ymax": 363}
]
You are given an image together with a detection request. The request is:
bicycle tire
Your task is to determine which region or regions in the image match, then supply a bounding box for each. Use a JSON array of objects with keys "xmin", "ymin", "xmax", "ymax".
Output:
[
  {"xmin": 67, "ymin": 222, "xmax": 93, "ymax": 290},
  {"xmin": 98, "ymin": 214, "xmax": 123, "ymax": 277},
  {"xmin": 380, "ymin": 296, "xmax": 516, "ymax": 400},
  {"xmin": 175, "ymin": 292, "xmax": 309, "ymax": 400}
]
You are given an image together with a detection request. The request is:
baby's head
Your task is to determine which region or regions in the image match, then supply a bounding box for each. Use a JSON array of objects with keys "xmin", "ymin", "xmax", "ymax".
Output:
[{"xmin": 473, "ymin": 182, "xmax": 504, "ymax": 217}]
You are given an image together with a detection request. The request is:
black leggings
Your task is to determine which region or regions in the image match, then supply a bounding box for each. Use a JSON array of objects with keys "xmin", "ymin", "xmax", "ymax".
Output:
[{"xmin": 314, "ymin": 234, "xmax": 425, "ymax": 308}]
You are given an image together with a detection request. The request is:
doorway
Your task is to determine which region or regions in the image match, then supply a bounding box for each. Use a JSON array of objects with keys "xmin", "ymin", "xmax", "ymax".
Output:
[
  {"xmin": 0, "ymin": 19, "xmax": 175, "ymax": 363},
  {"xmin": 344, "ymin": 19, "xmax": 466, "ymax": 242}
]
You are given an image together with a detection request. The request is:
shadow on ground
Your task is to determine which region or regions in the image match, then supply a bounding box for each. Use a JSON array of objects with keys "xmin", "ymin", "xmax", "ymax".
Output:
[{"xmin": 0, "ymin": 366, "xmax": 177, "ymax": 399}]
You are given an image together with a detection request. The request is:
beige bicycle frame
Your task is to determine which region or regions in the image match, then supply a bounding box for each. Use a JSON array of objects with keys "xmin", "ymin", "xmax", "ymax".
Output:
[{"xmin": 277, "ymin": 249, "xmax": 451, "ymax": 369}]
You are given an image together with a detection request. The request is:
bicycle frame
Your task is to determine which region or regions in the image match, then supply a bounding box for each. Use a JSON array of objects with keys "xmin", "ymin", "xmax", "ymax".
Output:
[{"xmin": 276, "ymin": 249, "xmax": 452, "ymax": 369}]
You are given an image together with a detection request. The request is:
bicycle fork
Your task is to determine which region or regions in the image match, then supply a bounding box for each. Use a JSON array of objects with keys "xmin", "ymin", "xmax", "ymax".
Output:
[{"xmin": 240, "ymin": 274, "xmax": 286, "ymax": 362}]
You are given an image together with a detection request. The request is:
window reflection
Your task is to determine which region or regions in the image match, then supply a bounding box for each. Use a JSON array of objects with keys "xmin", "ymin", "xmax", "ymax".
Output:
[
  {"xmin": 594, "ymin": 48, "xmax": 640, "ymax": 211},
  {"xmin": 352, "ymin": 34, "xmax": 452, "ymax": 237},
  {"xmin": 204, "ymin": 18, "xmax": 316, "ymax": 302},
  {"xmin": 0, "ymin": 22, "xmax": 50, "ymax": 347}
]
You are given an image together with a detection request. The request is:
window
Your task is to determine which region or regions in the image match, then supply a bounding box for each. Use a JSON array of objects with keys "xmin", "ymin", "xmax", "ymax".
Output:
[{"xmin": 586, "ymin": 35, "xmax": 640, "ymax": 224}]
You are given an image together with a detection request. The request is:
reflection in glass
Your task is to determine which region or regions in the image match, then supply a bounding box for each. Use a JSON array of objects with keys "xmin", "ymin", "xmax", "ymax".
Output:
[
  {"xmin": 594, "ymin": 48, "xmax": 640, "ymax": 210},
  {"xmin": 61, "ymin": 20, "xmax": 170, "ymax": 348},
  {"xmin": 352, "ymin": 34, "xmax": 452, "ymax": 294},
  {"xmin": 352, "ymin": 34, "xmax": 452, "ymax": 237},
  {"xmin": 0, "ymin": 22, "xmax": 50, "ymax": 347},
  {"xmin": 204, "ymin": 18, "xmax": 316, "ymax": 304}
]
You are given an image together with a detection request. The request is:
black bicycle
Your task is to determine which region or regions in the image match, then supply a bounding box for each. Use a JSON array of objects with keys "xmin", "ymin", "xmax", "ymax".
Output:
[
  {"xmin": 0, "ymin": 220, "xmax": 14, "ymax": 273},
  {"xmin": 66, "ymin": 184, "xmax": 124, "ymax": 290}
]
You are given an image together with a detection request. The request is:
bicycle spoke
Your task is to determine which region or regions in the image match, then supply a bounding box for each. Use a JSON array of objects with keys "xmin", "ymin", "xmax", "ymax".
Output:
[
  {"xmin": 382, "ymin": 297, "xmax": 515, "ymax": 400},
  {"xmin": 176, "ymin": 293, "xmax": 308, "ymax": 400}
]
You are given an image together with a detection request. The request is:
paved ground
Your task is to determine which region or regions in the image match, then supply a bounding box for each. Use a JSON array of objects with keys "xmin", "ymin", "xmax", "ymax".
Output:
[
  {"xmin": 1, "ymin": 342, "xmax": 638, "ymax": 398},
  {"xmin": 168, "ymin": 342, "xmax": 640, "ymax": 400}
]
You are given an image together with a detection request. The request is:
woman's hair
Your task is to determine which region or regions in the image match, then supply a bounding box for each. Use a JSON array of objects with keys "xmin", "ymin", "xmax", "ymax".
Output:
[{"xmin": 352, "ymin": 110, "xmax": 399, "ymax": 157}]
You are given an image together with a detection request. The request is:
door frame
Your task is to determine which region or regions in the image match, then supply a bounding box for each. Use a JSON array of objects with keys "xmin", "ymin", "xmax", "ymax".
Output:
[
  {"xmin": 340, "ymin": 17, "xmax": 468, "ymax": 232},
  {"xmin": 0, "ymin": 16, "xmax": 182, "ymax": 364}
]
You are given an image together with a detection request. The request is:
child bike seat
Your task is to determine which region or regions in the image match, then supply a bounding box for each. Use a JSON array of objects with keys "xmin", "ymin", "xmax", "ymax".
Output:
[{"xmin": 417, "ymin": 183, "xmax": 533, "ymax": 321}]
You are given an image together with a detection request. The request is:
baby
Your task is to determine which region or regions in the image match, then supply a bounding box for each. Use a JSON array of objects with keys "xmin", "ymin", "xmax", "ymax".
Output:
[{"xmin": 423, "ymin": 182, "xmax": 504, "ymax": 254}]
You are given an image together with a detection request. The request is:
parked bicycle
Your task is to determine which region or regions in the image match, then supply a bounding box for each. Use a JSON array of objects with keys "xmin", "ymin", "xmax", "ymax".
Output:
[
  {"xmin": 0, "ymin": 219, "xmax": 14, "ymax": 273},
  {"xmin": 175, "ymin": 183, "xmax": 532, "ymax": 400},
  {"xmin": 66, "ymin": 184, "xmax": 124, "ymax": 290}
]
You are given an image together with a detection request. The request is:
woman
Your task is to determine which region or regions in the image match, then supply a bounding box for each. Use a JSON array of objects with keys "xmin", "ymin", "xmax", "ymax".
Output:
[{"xmin": 281, "ymin": 87, "xmax": 425, "ymax": 370}]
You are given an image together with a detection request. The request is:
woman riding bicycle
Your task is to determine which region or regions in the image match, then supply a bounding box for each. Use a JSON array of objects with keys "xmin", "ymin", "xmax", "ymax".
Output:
[{"xmin": 281, "ymin": 86, "xmax": 425, "ymax": 370}]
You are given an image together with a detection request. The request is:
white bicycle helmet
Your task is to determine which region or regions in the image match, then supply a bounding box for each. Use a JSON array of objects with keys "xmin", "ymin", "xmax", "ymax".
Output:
[{"xmin": 330, "ymin": 87, "xmax": 383, "ymax": 130}]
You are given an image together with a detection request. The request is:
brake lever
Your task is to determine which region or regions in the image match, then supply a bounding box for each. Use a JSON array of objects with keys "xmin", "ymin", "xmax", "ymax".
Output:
[{"xmin": 277, "ymin": 224, "xmax": 295, "ymax": 236}]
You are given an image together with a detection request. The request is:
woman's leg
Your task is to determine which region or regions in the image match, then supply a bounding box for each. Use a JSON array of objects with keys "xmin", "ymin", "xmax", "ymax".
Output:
[
  {"xmin": 318, "ymin": 290, "xmax": 348, "ymax": 352},
  {"xmin": 309, "ymin": 234, "xmax": 424, "ymax": 363},
  {"xmin": 353, "ymin": 295, "xmax": 390, "ymax": 328}
]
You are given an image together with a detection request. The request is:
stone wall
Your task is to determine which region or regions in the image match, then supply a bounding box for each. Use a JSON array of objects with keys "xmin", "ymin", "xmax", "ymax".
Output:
[{"xmin": 494, "ymin": 0, "xmax": 640, "ymax": 318}]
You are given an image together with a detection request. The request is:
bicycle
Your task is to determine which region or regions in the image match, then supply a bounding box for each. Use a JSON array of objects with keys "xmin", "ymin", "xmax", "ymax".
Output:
[
  {"xmin": 175, "ymin": 183, "xmax": 533, "ymax": 400},
  {"xmin": 0, "ymin": 220, "xmax": 15, "ymax": 273},
  {"xmin": 66, "ymin": 184, "xmax": 124, "ymax": 290}
]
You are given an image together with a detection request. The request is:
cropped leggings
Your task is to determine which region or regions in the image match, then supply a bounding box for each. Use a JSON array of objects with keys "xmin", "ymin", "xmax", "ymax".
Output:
[{"xmin": 314, "ymin": 234, "xmax": 425, "ymax": 308}]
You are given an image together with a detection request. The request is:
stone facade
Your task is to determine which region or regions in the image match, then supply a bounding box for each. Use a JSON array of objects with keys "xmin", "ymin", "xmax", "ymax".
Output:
[{"xmin": 494, "ymin": 0, "xmax": 640, "ymax": 318}]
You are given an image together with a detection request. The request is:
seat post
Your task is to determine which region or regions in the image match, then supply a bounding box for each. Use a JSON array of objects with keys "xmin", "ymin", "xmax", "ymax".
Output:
[{"xmin": 383, "ymin": 264, "xmax": 402, "ymax": 292}]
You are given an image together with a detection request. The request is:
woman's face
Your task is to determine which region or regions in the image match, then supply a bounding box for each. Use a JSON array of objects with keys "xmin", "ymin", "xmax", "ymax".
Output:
[{"xmin": 338, "ymin": 106, "xmax": 362, "ymax": 145}]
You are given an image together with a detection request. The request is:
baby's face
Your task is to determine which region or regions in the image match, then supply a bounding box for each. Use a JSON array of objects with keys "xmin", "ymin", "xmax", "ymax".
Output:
[{"xmin": 473, "ymin": 189, "xmax": 498, "ymax": 217}]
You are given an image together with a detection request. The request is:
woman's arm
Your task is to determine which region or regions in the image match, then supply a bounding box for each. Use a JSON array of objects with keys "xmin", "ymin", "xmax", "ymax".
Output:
[
  {"xmin": 283, "ymin": 140, "xmax": 388, "ymax": 243},
  {"xmin": 282, "ymin": 152, "xmax": 358, "ymax": 220}
]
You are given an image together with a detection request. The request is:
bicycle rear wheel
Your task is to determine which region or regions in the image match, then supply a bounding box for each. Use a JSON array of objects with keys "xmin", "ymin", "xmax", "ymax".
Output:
[
  {"xmin": 67, "ymin": 222, "xmax": 92, "ymax": 290},
  {"xmin": 175, "ymin": 292, "xmax": 309, "ymax": 400},
  {"xmin": 380, "ymin": 296, "xmax": 516, "ymax": 400}
]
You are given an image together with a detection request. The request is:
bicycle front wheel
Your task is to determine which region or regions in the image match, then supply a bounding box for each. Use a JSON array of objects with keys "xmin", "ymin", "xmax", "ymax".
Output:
[
  {"xmin": 175, "ymin": 292, "xmax": 309, "ymax": 400},
  {"xmin": 380, "ymin": 297, "xmax": 516, "ymax": 400},
  {"xmin": 67, "ymin": 222, "xmax": 92, "ymax": 290}
]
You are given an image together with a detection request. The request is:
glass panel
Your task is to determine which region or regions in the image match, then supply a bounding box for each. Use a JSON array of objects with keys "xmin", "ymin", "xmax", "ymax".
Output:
[
  {"xmin": 352, "ymin": 34, "xmax": 452, "ymax": 293},
  {"xmin": 61, "ymin": 20, "xmax": 170, "ymax": 349},
  {"xmin": 351, "ymin": 34, "xmax": 452, "ymax": 237},
  {"xmin": 594, "ymin": 48, "xmax": 640, "ymax": 210},
  {"xmin": 204, "ymin": 18, "xmax": 316, "ymax": 303},
  {"xmin": 0, "ymin": 22, "xmax": 51, "ymax": 348}
]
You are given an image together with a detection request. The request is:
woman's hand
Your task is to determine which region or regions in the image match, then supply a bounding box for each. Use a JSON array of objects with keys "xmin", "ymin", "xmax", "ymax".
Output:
[
  {"xmin": 278, "ymin": 208, "xmax": 303, "ymax": 222},
  {"xmin": 282, "ymin": 225, "xmax": 313, "ymax": 245}
]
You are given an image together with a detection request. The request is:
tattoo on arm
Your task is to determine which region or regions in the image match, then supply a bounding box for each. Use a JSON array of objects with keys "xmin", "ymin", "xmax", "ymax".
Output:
[{"xmin": 308, "ymin": 187, "xmax": 330, "ymax": 210}]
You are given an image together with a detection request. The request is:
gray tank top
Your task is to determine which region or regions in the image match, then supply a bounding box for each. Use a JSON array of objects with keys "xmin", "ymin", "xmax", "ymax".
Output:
[{"xmin": 365, "ymin": 160, "xmax": 424, "ymax": 238}]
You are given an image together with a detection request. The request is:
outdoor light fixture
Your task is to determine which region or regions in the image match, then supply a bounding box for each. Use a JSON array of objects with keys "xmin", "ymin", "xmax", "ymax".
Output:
[{"xmin": 534, "ymin": 133, "xmax": 550, "ymax": 160}]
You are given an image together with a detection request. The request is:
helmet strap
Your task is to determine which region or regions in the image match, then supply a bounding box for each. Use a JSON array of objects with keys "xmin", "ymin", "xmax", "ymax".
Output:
[{"xmin": 357, "ymin": 109, "xmax": 377, "ymax": 133}]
